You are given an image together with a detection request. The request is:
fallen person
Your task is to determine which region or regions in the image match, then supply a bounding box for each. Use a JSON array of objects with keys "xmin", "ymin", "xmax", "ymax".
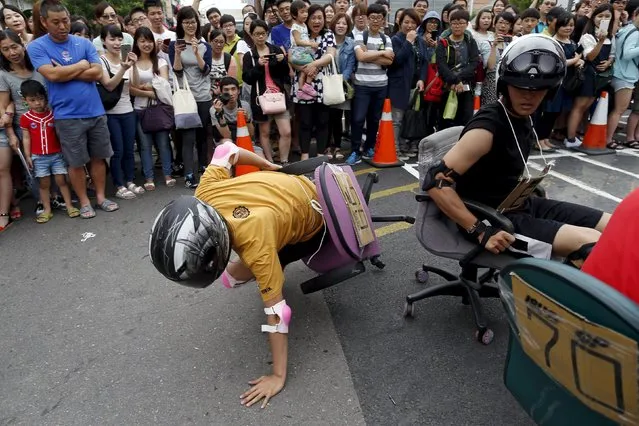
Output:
[
  {"xmin": 149, "ymin": 140, "xmax": 324, "ymax": 408},
  {"xmin": 424, "ymin": 34, "xmax": 610, "ymax": 266}
]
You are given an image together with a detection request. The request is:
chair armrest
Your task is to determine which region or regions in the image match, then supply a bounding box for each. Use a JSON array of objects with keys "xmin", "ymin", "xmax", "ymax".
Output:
[
  {"xmin": 415, "ymin": 192, "xmax": 514, "ymax": 234},
  {"xmin": 462, "ymin": 200, "xmax": 514, "ymax": 234}
]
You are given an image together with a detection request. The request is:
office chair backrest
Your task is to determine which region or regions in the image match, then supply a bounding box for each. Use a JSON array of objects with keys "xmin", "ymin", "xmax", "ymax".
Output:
[
  {"xmin": 417, "ymin": 126, "xmax": 465, "ymax": 185},
  {"xmin": 499, "ymin": 258, "xmax": 639, "ymax": 426},
  {"xmin": 415, "ymin": 127, "xmax": 477, "ymax": 260}
]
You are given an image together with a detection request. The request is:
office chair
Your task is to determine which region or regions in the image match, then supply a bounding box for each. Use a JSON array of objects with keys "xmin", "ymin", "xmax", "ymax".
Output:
[
  {"xmin": 500, "ymin": 258, "xmax": 639, "ymax": 426},
  {"xmin": 405, "ymin": 126, "xmax": 518, "ymax": 345}
]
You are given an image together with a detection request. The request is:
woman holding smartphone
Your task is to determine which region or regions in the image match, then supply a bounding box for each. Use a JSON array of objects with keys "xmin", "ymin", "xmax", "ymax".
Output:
[
  {"xmin": 169, "ymin": 6, "xmax": 212, "ymax": 189},
  {"xmin": 242, "ymin": 19, "xmax": 291, "ymax": 164},
  {"xmin": 481, "ymin": 12, "xmax": 515, "ymax": 106},
  {"xmin": 99, "ymin": 24, "xmax": 145, "ymax": 200}
]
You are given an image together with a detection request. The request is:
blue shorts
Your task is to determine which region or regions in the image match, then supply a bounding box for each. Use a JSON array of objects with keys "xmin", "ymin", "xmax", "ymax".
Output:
[{"xmin": 32, "ymin": 152, "xmax": 68, "ymax": 178}]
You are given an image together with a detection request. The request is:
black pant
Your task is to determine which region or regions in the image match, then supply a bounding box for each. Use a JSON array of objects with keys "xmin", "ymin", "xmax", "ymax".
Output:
[
  {"xmin": 535, "ymin": 111, "xmax": 560, "ymax": 141},
  {"xmin": 297, "ymin": 102, "xmax": 330, "ymax": 155},
  {"xmin": 328, "ymin": 107, "xmax": 344, "ymax": 149}
]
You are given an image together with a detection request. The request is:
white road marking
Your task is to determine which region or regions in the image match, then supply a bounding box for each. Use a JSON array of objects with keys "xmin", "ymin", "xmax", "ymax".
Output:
[
  {"xmin": 619, "ymin": 149, "xmax": 639, "ymax": 159},
  {"xmin": 528, "ymin": 162, "xmax": 622, "ymax": 203},
  {"xmin": 529, "ymin": 152, "xmax": 585, "ymax": 160},
  {"xmin": 402, "ymin": 164, "xmax": 420, "ymax": 179},
  {"xmin": 555, "ymin": 149, "xmax": 639, "ymax": 180}
]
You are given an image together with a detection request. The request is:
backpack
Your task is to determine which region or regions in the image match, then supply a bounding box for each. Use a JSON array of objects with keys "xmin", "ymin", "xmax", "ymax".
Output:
[
  {"xmin": 223, "ymin": 52, "xmax": 232, "ymax": 71},
  {"xmin": 440, "ymin": 36, "xmax": 484, "ymax": 84},
  {"xmin": 617, "ymin": 27, "xmax": 639, "ymax": 67},
  {"xmin": 355, "ymin": 30, "xmax": 390, "ymax": 72}
]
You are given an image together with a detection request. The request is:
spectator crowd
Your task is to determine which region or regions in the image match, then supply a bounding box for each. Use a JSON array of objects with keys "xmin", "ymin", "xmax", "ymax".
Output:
[{"xmin": 1, "ymin": 0, "xmax": 638, "ymax": 230}]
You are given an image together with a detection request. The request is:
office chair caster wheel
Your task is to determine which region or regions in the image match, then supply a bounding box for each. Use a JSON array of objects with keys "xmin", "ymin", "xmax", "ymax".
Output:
[
  {"xmin": 475, "ymin": 328, "xmax": 494, "ymax": 345},
  {"xmin": 403, "ymin": 301, "xmax": 415, "ymax": 318},
  {"xmin": 415, "ymin": 270, "xmax": 429, "ymax": 284}
]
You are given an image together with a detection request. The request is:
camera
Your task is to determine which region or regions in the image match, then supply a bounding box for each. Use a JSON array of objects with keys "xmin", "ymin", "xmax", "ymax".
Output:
[{"xmin": 218, "ymin": 93, "xmax": 231, "ymax": 105}]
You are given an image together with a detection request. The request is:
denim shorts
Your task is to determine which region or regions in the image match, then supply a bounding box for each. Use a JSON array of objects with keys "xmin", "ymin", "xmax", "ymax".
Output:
[{"xmin": 32, "ymin": 152, "xmax": 67, "ymax": 178}]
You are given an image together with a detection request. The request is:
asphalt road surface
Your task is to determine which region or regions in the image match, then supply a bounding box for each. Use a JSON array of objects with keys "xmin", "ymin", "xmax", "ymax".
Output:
[{"xmin": 1, "ymin": 145, "xmax": 635, "ymax": 425}]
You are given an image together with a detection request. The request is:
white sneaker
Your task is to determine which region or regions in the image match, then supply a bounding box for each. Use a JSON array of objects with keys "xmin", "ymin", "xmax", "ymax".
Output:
[
  {"xmin": 564, "ymin": 137, "xmax": 582, "ymax": 149},
  {"xmin": 396, "ymin": 151, "xmax": 409, "ymax": 161}
]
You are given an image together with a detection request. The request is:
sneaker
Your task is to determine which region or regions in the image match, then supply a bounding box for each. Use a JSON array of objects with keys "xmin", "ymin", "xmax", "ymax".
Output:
[
  {"xmin": 362, "ymin": 148, "xmax": 375, "ymax": 159},
  {"xmin": 396, "ymin": 151, "xmax": 409, "ymax": 161},
  {"xmin": 564, "ymin": 137, "xmax": 582, "ymax": 149},
  {"xmin": 199, "ymin": 165, "xmax": 207, "ymax": 174},
  {"xmin": 346, "ymin": 152, "xmax": 361, "ymax": 165},
  {"xmin": 185, "ymin": 174, "xmax": 199, "ymax": 189},
  {"xmin": 51, "ymin": 195, "xmax": 66, "ymax": 211},
  {"xmin": 171, "ymin": 163, "xmax": 184, "ymax": 178},
  {"xmin": 35, "ymin": 202, "xmax": 44, "ymax": 215},
  {"xmin": 297, "ymin": 90, "xmax": 314, "ymax": 101},
  {"xmin": 301, "ymin": 83, "xmax": 318, "ymax": 97}
]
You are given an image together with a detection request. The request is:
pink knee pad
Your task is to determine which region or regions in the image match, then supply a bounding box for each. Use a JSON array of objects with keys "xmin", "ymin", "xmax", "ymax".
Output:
[
  {"xmin": 261, "ymin": 300, "xmax": 292, "ymax": 334},
  {"xmin": 210, "ymin": 141, "xmax": 239, "ymax": 170}
]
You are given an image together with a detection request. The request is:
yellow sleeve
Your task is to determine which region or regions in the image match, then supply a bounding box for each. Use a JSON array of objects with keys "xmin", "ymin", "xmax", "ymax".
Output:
[
  {"xmin": 237, "ymin": 222, "xmax": 284, "ymax": 303},
  {"xmin": 196, "ymin": 166, "xmax": 230, "ymax": 189}
]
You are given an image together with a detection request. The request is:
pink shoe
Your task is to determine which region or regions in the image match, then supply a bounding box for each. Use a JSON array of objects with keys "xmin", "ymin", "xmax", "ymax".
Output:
[
  {"xmin": 297, "ymin": 89, "xmax": 314, "ymax": 100},
  {"xmin": 302, "ymin": 83, "xmax": 318, "ymax": 97}
]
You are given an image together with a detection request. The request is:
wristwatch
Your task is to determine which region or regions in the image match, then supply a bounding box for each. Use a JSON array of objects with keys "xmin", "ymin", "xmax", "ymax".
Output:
[{"xmin": 466, "ymin": 219, "xmax": 487, "ymax": 239}]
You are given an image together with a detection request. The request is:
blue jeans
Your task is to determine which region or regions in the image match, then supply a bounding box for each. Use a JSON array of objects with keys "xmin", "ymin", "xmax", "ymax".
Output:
[
  {"xmin": 137, "ymin": 121, "xmax": 172, "ymax": 180},
  {"xmin": 107, "ymin": 111, "xmax": 137, "ymax": 188},
  {"xmin": 350, "ymin": 85, "xmax": 387, "ymax": 152}
]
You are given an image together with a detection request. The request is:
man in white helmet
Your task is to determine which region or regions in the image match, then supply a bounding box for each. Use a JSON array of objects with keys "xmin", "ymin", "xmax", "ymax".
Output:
[{"xmin": 422, "ymin": 34, "xmax": 611, "ymax": 267}]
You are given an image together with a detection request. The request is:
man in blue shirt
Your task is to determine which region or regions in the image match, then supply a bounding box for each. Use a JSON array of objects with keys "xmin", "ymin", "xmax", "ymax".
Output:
[
  {"xmin": 270, "ymin": 0, "xmax": 294, "ymax": 51},
  {"xmin": 27, "ymin": 0, "xmax": 118, "ymax": 218}
]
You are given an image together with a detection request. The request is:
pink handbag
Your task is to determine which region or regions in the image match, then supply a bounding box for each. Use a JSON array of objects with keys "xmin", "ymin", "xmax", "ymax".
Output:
[{"xmin": 256, "ymin": 61, "xmax": 287, "ymax": 115}]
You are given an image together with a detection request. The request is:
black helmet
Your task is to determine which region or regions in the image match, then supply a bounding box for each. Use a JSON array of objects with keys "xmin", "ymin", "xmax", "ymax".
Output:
[
  {"xmin": 149, "ymin": 196, "xmax": 231, "ymax": 288},
  {"xmin": 497, "ymin": 34, "xmax": 566, "ymax": 95}
]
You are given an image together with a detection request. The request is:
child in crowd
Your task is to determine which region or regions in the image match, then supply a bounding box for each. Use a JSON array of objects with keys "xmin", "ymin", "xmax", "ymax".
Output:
[
  {"xmin": 19, "ymin": 80, "xmax": 79, "ymax": 223},
  {"xmin": 289, "ymin": 0, "xmax": 318, "ymax": 100}
]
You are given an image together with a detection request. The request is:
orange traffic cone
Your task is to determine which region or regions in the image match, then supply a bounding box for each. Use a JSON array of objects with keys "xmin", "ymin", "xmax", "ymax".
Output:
[
  {"xmin": 573, "ymin": 91, "xmax": 614, "ymax": 155},
  {"xmin": 234, "ymin": 110, "xmax": 260, "ymax": 176},
  {"xmin": 365, "ymin": 99, "xmax": 404, "ymax": 168},
  {"xmin": 473, "ymin": 82, "xmax": 482, "ymax": 115}
]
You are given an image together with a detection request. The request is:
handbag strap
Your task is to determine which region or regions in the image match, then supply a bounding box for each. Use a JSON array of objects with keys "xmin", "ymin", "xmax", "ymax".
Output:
[
  {"xmin": 172, "ymin": 73, "xmax": 191, "ymax": 92},
  {"xmin": 324, "ymin": 54, "xmax": 338, "ymax": 76}
]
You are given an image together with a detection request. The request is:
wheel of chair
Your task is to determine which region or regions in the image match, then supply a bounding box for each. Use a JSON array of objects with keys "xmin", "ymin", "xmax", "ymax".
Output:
[
  {"xmin": 475, "ymin": 328, "xmax": 494, "ymax": 345},
  {"xmin": 403, "ymin": 301, "xmax": 415, "ymax": 318},
  {"xmin": 415, "ymin": 269, "xmax": 429, "ymax": 284}
]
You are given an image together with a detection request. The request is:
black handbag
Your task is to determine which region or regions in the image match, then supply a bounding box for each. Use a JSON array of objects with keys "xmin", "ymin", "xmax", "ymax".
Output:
[
  {"xmin": 96, "ymin": 57, "xmax": 124, "ymax": 111},
  {"xmin": 562, "ymin": 66, "xmax": 585, "ymax": 94},
  {"xmin": 139, "ymin": 98, "xmax": 174, "ymax": 133},
  {"xmin": 400, "ymin": 89, "xmax": 428, "ymax": 141}
]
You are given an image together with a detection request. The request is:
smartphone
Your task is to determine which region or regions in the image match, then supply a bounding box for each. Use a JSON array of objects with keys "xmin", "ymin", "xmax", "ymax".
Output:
[
  {"xmin": 599, "ymin": 18, "xmax": 610, "ymax": 33},
  {"xmin": 121, "ymin": 44, "xmax": 132, "ymax": 62},
  {"xmin": 176, "ymin": 38, "xmax": 186, "ymax": 48},
  {"xmin": 430, "ymin": 30, "xmax": 438, "ymax": 39},
  {"xmin": 162, "ymin": 38, "xmax": 171, "ymax": 46},
  {"xmin": 576, "ymin": 44, "xmax": 584, "ymax": 55},
  {"xmin": 502, "ymin": 35, "xmax": 512, "ymax": 43}
]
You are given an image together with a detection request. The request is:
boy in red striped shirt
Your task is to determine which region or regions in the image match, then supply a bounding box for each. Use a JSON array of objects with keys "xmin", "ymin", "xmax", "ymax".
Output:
[{"xmin": 20, "ymin": 80, "xmax": 79, "ymax": 223}]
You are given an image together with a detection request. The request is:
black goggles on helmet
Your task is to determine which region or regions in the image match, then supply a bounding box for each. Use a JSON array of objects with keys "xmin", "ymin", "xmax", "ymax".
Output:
[{"xmin": 509, "ymin": 50, "xmax": 560, "ymax": 75}]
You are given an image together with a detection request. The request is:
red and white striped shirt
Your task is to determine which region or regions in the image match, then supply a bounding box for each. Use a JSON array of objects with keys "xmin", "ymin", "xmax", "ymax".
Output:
[{"xmin": 19, "ymin": 109, "xmax": 60, "ymax": 155}]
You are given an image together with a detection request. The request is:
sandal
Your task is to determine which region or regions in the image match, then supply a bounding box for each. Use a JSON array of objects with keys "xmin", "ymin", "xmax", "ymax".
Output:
[
  {"xmin": 144, "ymin": 182, "xmax": 156, "ymax": 191},
  {"xmin": 0, "ymin": 212, "xmax": 11, "ymax": 232},
  {"xmin": 10, "ymin": 205, "xmax": 22, "ymax": 220},
  {"xmin": 67, "ymin": 206, "xmax": 80, "ymax": 218},
  {"xmin": 79, "ymin": 204, "xmax": 96, "ymax": 219},
  {"xmin": 115, "ymin": 187, "xmax": 136, "ymax": 200},
  {"xmin": 36, "ymin": 212, "xmax": 53, "ymax": 224},
  {"xmin": 165, "ymin": 178, "xmax": 176, "ymax": 187},
  {"xmin": 607, "ymin": 141, "xmax": 625, "ymax": 150},
  {"xmin": 127, "ymin": 182, "xmax": 145, "ymax": 195},
  {"xmin": 334, "ymin": 149, "xmax": 344, "ymax": 160},
  {"xmin": 624, "ymin": 140, "xmax": 639, "ymax": 149},
  {"xmin": 96, "ymin": 199, "xmax": 119, "ymax": 212}
]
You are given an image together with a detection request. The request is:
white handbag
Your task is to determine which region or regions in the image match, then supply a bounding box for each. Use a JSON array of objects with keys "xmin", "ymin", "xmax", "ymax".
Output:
[
  {"xmin": 172, "ymin": 74, "xmax": 202, "ymax": 129},
  {"xmin": 322, "ymin": 54, "xmax": 346, "ymax": 106}
]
